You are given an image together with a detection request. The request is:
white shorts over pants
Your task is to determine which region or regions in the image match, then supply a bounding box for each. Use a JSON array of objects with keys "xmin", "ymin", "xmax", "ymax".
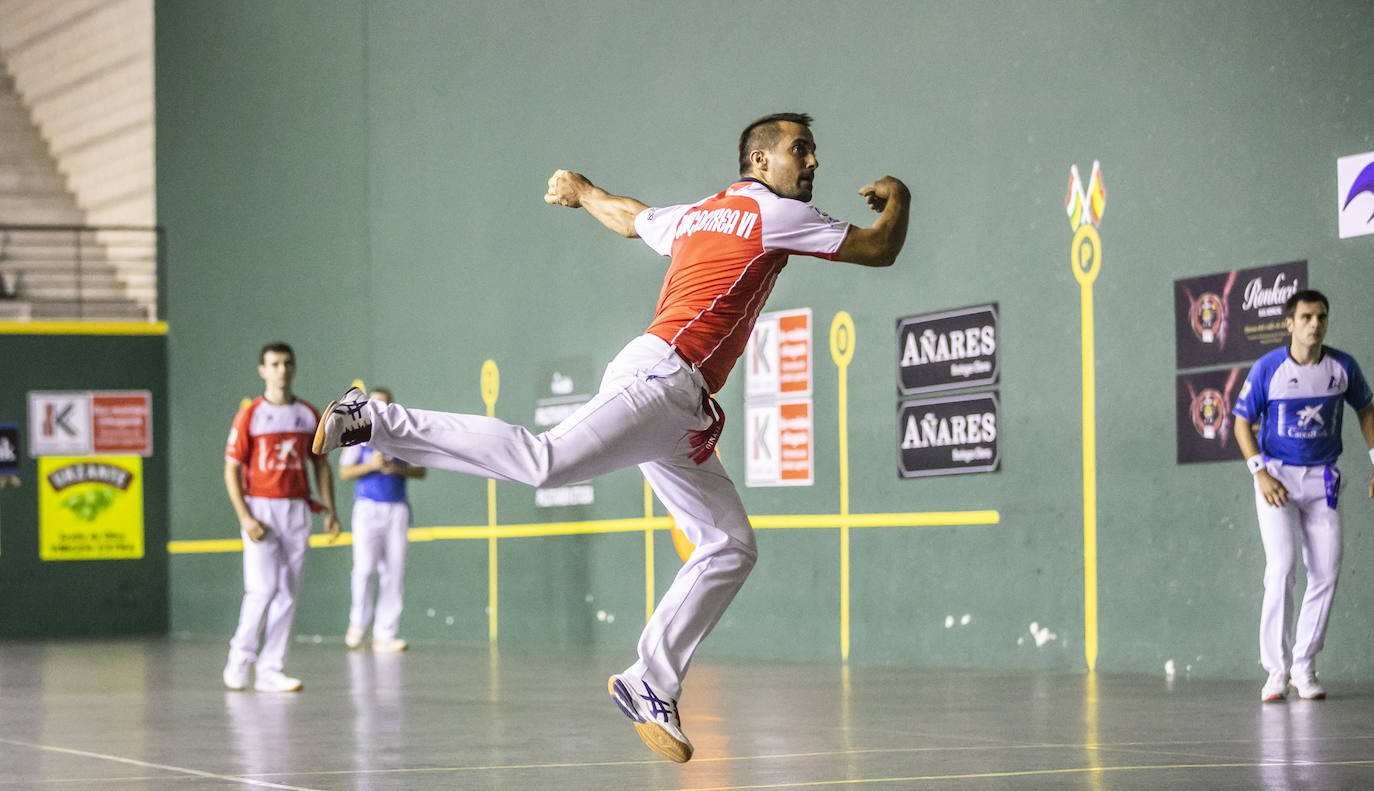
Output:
[
  {"xmin": 367, "ymin": 333, "xmax": 757, "ymax": 699},
  {"xmin": 350, "ymin": 499, "xmax": 410, "ymax": 640},
  {"xmin": 230, "ymin": 496, "xmax": 312, "ymax": 674},
  {"xmin": 1254, "ymin": 460, "xmax": 1345, "ymax": 677}
]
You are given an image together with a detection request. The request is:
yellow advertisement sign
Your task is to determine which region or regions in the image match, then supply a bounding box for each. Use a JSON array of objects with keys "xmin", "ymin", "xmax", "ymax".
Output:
[{"xmin": 38, "ymin": 456, "xmax": 144, "ymax": 560}]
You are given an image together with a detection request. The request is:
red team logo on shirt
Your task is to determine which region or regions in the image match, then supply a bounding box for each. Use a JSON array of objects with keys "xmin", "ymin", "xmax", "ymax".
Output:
[
  {"xmin": 226, "ymin": 398, "xmax": 319, "ymax": 499},
  {"xmin": 258, "ymin": 436, "xmax": 305, "ymax": 472}
]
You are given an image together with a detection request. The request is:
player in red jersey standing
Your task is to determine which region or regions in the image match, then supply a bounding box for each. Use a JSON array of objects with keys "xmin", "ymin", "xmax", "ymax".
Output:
[
  {"xmin": 224, "ymin": 342, "xmax": 340, "ymax": 692},
  {"xmin": 314, "ymin": 113, "xmax": 909, "ymax": 760}
]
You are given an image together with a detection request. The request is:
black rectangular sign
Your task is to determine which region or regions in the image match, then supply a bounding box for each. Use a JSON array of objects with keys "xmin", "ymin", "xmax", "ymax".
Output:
[
  {"xmin": 897, "ymin": 303, "xmax": 999, "ymax": 395},
  {"xmin": 1176, "ymin": 367, "xmax": 1245, "ymax": 465},
  {"xmin": 898, "ymin": 391, "xmax": 1000, "ymax": 478},
  {"xmin": 1174, "ymin": 261, "xmax": 1306, "ymax": 369},
  {"xmin": 533, "ymin": 357, "xmax": 595, "ymax": 511}
]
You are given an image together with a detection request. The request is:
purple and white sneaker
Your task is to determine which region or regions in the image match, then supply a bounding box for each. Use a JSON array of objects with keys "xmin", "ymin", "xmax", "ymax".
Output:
[
  {"xmin": 608, "ymin": 673, "xmax": 693, "ymax": 763},
  {"xmin": 312, "ymin": 387, "xmax": 372, "ymax": 454}
]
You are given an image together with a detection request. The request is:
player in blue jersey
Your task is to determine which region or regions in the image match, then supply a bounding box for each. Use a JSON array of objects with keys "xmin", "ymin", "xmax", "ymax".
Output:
[
  {"xmin": 338, "ymin": 387, "xmax": 426, "ymax": 652},
  {"xmin": 1233, "ymin": 290, "xmax": 1374, "ymax": 702}
]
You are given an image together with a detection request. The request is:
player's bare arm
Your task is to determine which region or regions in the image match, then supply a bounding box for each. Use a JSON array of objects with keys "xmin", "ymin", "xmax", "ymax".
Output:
[
  {"xmin": 544, "ymin": 169, "xmax": 647, "ymax": 238},
  {"xmin": 385, "ymin": 460, "xmax": 427, "ymax": 479},
  {"xmin": 1234, "ymin": 416, "xmax": 1289, "ymax": 507},
  {"xmin": 338, "ymin": 452, "xmax": 387, "ymax": 480},
  {"xmin": 833, "ymin": 175, "xmax": 911, "ymax": 268},
  {"xmin": 311, "ymin": 455, "xmax": 341, "ymax": 540},
  {"xmin": 224, "ymin": 458, "xmax": 267, "ymax": 542},
  {"xmin": 1358, "ymin": 403, "xmax": 1374, "ymax": 498}
]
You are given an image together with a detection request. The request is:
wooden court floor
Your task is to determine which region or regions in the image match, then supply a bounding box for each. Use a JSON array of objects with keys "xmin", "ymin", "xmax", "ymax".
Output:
[{"xmin": 1, "ymin": 637, "xmax": 1372, "ymax": 789}]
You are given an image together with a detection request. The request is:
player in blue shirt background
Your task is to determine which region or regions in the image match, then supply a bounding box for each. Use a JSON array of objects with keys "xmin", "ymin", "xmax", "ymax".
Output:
[
  {"xmin": 338, "ymin": 387, "xmax": 426, "ymax": 652},
  {"xmin": 1233, "ymin": 290, "xmax": 1374, "ymax": 703}
]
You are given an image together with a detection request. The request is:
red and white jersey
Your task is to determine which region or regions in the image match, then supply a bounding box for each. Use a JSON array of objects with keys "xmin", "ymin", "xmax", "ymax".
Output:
[
  {"xmin": 635, "ymin": 179, "xmax": 849, "ymax": 392},
  {"xmin": 225, "ymin": 397, "xmax": 321, "ymax": 499}
]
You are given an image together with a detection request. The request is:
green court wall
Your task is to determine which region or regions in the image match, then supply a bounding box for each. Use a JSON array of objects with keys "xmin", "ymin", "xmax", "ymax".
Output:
[
  {"xmin": 155, "ymin": 1, "xmax": 1374, "ymax": 679},
  {"xmin": 0, "ymin": 334, "xmax": 169, "ymax": 637}
]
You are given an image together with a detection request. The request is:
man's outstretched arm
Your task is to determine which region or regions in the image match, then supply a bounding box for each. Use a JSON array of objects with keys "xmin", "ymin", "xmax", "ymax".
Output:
[
  {"xmin": 833, "ymin": 175, "xmax": 911, "ymax": 268},
  {"xmin": 545, "ymin": 170, "xmax": 647, "ymax": 238}
]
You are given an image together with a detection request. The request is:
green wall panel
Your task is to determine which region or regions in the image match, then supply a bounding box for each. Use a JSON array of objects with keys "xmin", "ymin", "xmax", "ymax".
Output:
[
  {"xmin": 157, "ymin": 0, "xmax": 1374, "ymax": 680},
  {"xmin": 0, "ymin": 335, "xmax": 168, "ymax": 637}
]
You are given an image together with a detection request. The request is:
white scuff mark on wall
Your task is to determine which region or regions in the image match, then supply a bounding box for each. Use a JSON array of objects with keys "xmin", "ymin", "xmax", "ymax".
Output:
[
  {"xmin": 1028, "ymin": 621, "xmax": 1057, "ymax": 647},
  {"xmin": 960, "ymin": 614, "xmax": 971, "ymax": 626},
  {"xmin": 945, "ymin": 615, "xmax": 955, "ymax": 628},
  {"xmin": 1165, "ymin": 659, "xmax": 1176, "ymax": 677}
]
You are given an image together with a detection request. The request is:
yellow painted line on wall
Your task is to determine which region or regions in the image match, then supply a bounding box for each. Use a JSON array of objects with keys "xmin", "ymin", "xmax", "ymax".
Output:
[
  {"xmin": 167, "ymin": 533, "xmax": 354, "ymax": 553},
  {"xmin": 830, "ymin": 312, "xmax": 855, "ymax": 662},
  {"xmin": 167, "ymin": 538, "xmax": 245, "ymax": 554},
  {"xmin": 750, "ymin": 511, "xmax": 1000, "ymax": 529},
  {"xmin": 0, "ymin": 320, "xmax": 168, "ymax": 335},
  {"xmin": 168, "ymin": 511, "xmax": 1001, "ymax": 553},
  {"xmin": 480, "ymin": 360, "xmax": 500, "ymax": 645},
  {"xmin": 1071, "ymin": 221, "xmax": 1102, "ymax": 673},
  {"xmin": 409, "ymin": 517, "xmax": 673, "ymax": 541}
]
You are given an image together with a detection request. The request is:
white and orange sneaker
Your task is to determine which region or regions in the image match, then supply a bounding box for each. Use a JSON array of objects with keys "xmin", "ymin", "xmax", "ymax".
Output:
[
  {"xmin": 222, "ymin": 657, "xmax": 250, "ymax": 691},
  {"xmin": 1261, "ymin": 672, "xmax": 1288, "ymax": 702},
  {"xmin": 312, "ymin": 387, "xmax": 372, "ymax": 454},
  {"xmin": 254, "ymin": 671, "xmax": 303, "ymax": 693},
  {"xmin": 1291, "ymin": 671, "xmax": 1326, "ymax": 700}
]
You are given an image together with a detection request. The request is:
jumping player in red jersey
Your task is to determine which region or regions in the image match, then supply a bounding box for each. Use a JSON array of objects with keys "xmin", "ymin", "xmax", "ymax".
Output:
[
  {"xmin": 313, "ymin": 113, "xmax": 909, "ymax": 761},
  {"xmin": 224, "ymin": 342, "xmax": 340, "ymax": 692}
]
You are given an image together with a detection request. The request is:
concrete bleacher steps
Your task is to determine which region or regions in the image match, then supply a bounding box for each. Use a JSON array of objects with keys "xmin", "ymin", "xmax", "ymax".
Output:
[
  {"xmin": 0, "ymin": 226, "xmax": 154, "ymax": 320},
  {"xmin": 0, "ymin": 0, "xmax": 157, "ymax": 322}
]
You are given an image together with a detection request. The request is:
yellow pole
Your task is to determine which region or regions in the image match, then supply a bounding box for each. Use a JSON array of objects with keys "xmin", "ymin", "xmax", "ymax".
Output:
[
  {"xmin": 829, "ymin": 312, "xmax": 856, "ymax": 662},
  {"xmin": 480, "ymin": 360, "xmax": 500, "ymax": 645},
  {"xmin": 1071, "ymin": 224, "xmax": 1101, "ymax": 672}
]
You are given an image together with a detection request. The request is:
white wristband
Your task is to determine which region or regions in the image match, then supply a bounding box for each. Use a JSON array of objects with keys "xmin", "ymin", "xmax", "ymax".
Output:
[
  {"xmin": 1369, "ymin": 448, "xmax": 1374, "ymax": 466},
  {"xmin": 1246, "ymin": 455, "xmax": 1265, "ymax": 475}
]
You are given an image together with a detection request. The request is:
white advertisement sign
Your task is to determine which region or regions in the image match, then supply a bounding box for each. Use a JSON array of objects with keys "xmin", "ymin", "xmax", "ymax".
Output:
[
  {"xmin": 27, "ymin": 392, "xmax": 93, "ymax": 457},
  {"xmin": 1338, "ymin": 150, "xmax": 1374, "ymax": 239}
]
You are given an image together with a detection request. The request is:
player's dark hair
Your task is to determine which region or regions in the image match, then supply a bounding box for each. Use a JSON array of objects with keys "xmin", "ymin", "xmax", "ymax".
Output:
[
  {"xmin": 738, "ymin": 112, "xmax": 814, "ymax": 175},
  {"xmin": 1284, "ymin": 289, "xmax": 1328, "ymax": 318},
  {"xmin": 370, "ymin": 386, "xmax": 393, "ymax": 401},
  {"xmin": 259, "ymin": 341, "xmax": 295, "ymax": 365}
]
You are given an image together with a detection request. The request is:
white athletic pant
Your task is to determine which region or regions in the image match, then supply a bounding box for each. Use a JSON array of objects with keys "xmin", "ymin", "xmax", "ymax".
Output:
[
  {"xmin": 230, "ymin": 496, "xmax": 311, "ymax": 673},
  {"xmin": 1254, "ymin": 461, "xmax": 1345, "ymax": 677},
  {"xmin": 349, "ymin": 499, "xmax": 410, "ymax": 640},
  {"xmin": 368, "ymin": 333, "xmax": 757, "ymax": 699}
]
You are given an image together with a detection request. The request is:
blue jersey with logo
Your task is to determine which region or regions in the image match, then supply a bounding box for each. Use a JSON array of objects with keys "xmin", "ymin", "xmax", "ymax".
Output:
[
  {"xmin": 1233, "ymin": 345, "xmax": 1372, "ymax": 466},
  {"xmin": 340, "ymin": 444, "xmax": 408, "ymax": 503}
]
